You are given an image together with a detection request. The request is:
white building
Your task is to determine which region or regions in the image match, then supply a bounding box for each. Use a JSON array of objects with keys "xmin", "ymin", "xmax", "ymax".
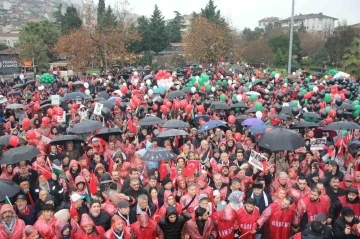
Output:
[
  {"xmin": 280, "ymin": 13, "xmax": 337, "ymax": 32},
  {"xmin": 0, "ymin": 33, "xmax": 19, "ymax": 47},
  {"xmin": 258, "ymin": 17, "xmax": 279, "ymax": 28}
]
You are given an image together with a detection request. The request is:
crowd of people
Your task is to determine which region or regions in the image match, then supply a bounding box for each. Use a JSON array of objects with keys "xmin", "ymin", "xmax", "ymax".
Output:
[{"xmin": 0, "ymin": 64, "xmax": 359, "ymax": 239}]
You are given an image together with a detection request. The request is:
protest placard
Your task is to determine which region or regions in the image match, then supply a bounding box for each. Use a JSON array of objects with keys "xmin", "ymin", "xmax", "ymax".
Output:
[
  {"xmin": 93, "ymin": 103, "xmax": 103, "ymax": 116},
  {"xmin": 51, "ymin": 95, "xmax": 60, "ymax": 105},
  {"xmin": 248, "ymin": 150, "xmax": 268, "ymax": 171}
]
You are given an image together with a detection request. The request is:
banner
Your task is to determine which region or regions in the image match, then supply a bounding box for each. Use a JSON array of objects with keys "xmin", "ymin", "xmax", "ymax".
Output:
[
  {"xmin": 57, "ymin": 111, "xmax": 66, "ymax": 123},
  {"xmin": 248, "ymin": 150, "xmax": 268, "ymax": 171},
  {"xmin": 51, "ymin": 95, "xmax": 60, "ymax": 105},
  {"xmin": 93, "ymin": 103, "xmax": 103, "ymax": 116},
  {"xmin": 310, "ymin": 138, "xmax": 326, "ymax": 150}
]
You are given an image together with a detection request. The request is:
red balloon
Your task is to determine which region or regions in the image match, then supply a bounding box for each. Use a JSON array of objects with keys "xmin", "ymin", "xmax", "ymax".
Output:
[
  {"xmin": 234, "ymin": 133, "xmax": 242, "ymax": 142},
  {"xmin": 26, "ymin": 130, "xmax": 36, "ymax": 140},
  {"xmin": 68, "ymin": 82, "xmax": 73, "ymax": 88},
  {"xmin": 22, "ymin": 118, "xmax": 31, "ymax": 130},
  {"xmin": 174, "ymin": 102, "xmax": 181, "ymax": 109},
  {"xmin": 270, "ymin": 108, "xmax": 277, "ymax": 114},
  {"xmin": 42, "ymin": 117, "xmax": 50, "ymax": 125},
  {"xmin": 197, "ymin": 105, "xmax": 204, "ymax": 113},
  {"xmin": 200, "ymin": 86, "xmax": 206, "ymax": 92},
  {"xmin": 185, "ymin": 104, "xmax": 192, "ymax": 112},
  {"xmin": 72, "ymin": 104, "xmax": 78, "ymax": 110},
  {"xmin": 130, "ymin": 102, "xmax": 136, "ymax": 110},
  {"xmin": 160, "ymin": 105, "xmax": 168, "ymax": 114},
  {"xmin": 51, "ymin": 115, "xmax": 58, "ymax": 123},
  {"xmin": 9, "ymin": 136, "xmax": 18, "ymax": 147},
  {"xmin": 152, "ymin": 104, "xmax": 158, "ymax": 111},
  {"xmin": 47, "ymin": 108, "xmax": 54, "ymax": 117},
  {"xmin": 228, "ymin": 115, "xmax": 236, "ymax": 124},
  {"xmin": 180, "ymin": 100, "xmax": 187, "ymax": 109},
  {"xmin": 325, "ymin": 117, "xmax": 333, "ymax": 124},
  {"xmin": 132, "ymin": 97, "xmax": 140, "ymax": 106},
  {"xmin": 33, "ymin": 103, "xmax": 40, "ymax": 111},
  {"xmin": 132, "ymin": 89, "xmax": 139, "ymax": 95},
  {"xmin": 121, "ymin": 86, "xmax": 128, "ymax": 95},
  {"xmin": 115, "ymin": 98, "xmax": 121, "ymax": 106},
  {"xmin": 329, "ymin": 109, "xmax": 336, "ymax": 118},
  {"xmin": 165, "ymin": 101, "xmax": 172, "ymax": 108},
  {"xmin": 304, "ymin": 92, "xmax": 312, "ymax": 100}
]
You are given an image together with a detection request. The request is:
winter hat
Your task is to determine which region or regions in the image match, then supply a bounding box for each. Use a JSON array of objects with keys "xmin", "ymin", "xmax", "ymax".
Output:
[
  {"xmin": 228, "ymin": 191, "xmax": 243, "ymax": 207},
  {"xmin": 344, "ymin": 174, "xmax": 354, "ymax": 181},
  {"xmin": 118, "ymin": 200, "xmax": 130, "ymax": 209},
  {"xmin": 346, "ymin": 187, "xmax": 359, "ymax": 195},
  {"xmin": 253, "ymin": 182, "xmax": 264, "ymax": 190},
  {"xmin": 329, "ymin": 160, "xmax": 338, "ymax": 166},
  {"xmin": 161, "ymin": 177, "xmax": 172, "ymax": 187},
  {"xmin": 314, "ymin": 213, "xmax": 326, "ymax": 221},
  {"xmin": 100, "ymin": 173, "xmax": 113, "ymax": 184},
  {"xmin": 198, "ymin": 194, "xmax": 209, "ymax": 202},
  {"xmin": 44, "ymin": 194, "xmax": 55, "ymax": 204},
  {"xmin": 213, "ymin": 190, "xmax": 220, "ymax": 197},
  {"xmin": 80, "ymin": 213, "xmax": 95, "ymax": 227}
]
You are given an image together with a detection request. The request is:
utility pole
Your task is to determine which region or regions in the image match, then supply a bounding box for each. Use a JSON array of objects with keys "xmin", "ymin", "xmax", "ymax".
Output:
[{"xmin": 287, "ymin": 0, "xmax": 295, "ymax": 74}]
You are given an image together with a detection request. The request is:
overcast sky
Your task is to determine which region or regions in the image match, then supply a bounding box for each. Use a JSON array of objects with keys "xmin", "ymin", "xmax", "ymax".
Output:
[{"xmin": 106, "ymin": 0, "xmax": 359, "ymax": 30}]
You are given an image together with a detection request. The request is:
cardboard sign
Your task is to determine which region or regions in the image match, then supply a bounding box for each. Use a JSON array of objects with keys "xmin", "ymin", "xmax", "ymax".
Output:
[
  {"xmin": 57, "ymin": 111, "xmax": 66, "ymax": 123},
  {"xmin": 51, "ymin": 95, "xmax": 60, "ymax": 105},
  {"xmin": 310, "ymin": 138, "xmax": 326, "ymax": 150},
  {"xmin": 93, "ymin": 103, "xmax": 103, "ymax": 116},
  {"xmin": 249, "ymin": 150, "xmax": 268, "ymax": 171}
]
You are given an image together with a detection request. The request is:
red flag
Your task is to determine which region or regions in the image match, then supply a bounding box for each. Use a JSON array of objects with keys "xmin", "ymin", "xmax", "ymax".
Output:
[
  {"xmin": 36, "ymin": 165, "xmax": 52, "ymax": 180},
  {"xmin": 159, "ymin": 160, "xmax": 168, "ymax": 180},
  {"xmin": 89, "ymin": 173, "xmax": 98, "ymax": 195},
  {"xmin": 108, "ymin": 159, "xmax": 114, "ymax": 174},
  {"xmin": 183, "ymin": 160, "xmax": 200, "ymax": 177},
  {"xmin": 170, "ymin": 166, "xmax": 177, "ymax": 181}
]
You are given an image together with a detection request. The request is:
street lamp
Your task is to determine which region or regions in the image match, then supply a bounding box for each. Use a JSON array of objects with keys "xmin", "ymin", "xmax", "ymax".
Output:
[{"xmin": 287, "ymin": 0, "xmax": 295, "ymax": 74}]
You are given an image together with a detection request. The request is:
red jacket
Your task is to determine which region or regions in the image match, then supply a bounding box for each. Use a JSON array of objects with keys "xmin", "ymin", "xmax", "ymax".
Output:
[
  {"xmin": 212, "ymin": 205, "xmax": 238, "ymax": 239},
  {"xmin": 104, "ymin": 227, "xmax": 134, "ymax": 239},
  {"xmin": 0, "ymin": 217, "xmax": 25, "ymax": 239},
  {"xmin": 237, "ymin": 206, "xmax": 260, "ymax": 239},
  {"xmin": 34, "ymin": 215, "xmax": 57, "ymax": 239},
  {"xmin": 181, "ymin": 217, "xmax": 217, "ymax": 239},
  {"xmin": 257, "ymin": 202, "xmax": 296, "ymax": 239},
  {"xmin": 293, "ymin": 195, "xmax": 330, "ymax": 226}
]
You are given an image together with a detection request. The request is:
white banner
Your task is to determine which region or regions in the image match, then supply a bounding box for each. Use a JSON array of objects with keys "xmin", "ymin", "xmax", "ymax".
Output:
[
  {"xmin": 51, "ymin": 95, "xmax": 60, "ymax": 105},
  {"xmin": 249, "ymin": 150, "xmax": 268, "ymax": 171},
  {"xmin": 93, "ymin": 103, "xmax": 103, "ymax": 116}
]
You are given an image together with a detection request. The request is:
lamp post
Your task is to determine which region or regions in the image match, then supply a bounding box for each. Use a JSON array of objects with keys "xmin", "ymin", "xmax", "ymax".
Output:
[{"xmin": 287, "ymin": 0, "xmax": 295, "ymax": 74}]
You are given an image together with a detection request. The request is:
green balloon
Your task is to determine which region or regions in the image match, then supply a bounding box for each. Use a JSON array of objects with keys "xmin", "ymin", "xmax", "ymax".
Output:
[
  {"xmin": 352, "ymin": 100, "xmax": 360, "ymax": 106},
  {"xmin": 201, "ymin": 73, "xmax": 209, "ymax": 82},
  {"xmin": 308, "ymin": 85, "xmax": 314, "ymax": 91},
  {"xmin": 355, "ymin": 105, "xmax": 360, "ymax": 111},
  {"xmin": 235, "ymin": 107, "xmax": 240, "ymax": 112},
  {"xmin": 300, "ymin": 88, "xmax": 307, "ymax": 95},
  {"xmin": 255, "ymin": 102, "xmax": 263, "ymax": 111},
  {"xmin": 353, "ymin": 110, "xmax": 360, "ymax": 118},
  {"xmin": 284, "ymin": 78, "xmax": 288, "ymax": 83},
  {"xmin": 342, "ymin": 130, "xmax": 348, "ymax": 136},
  {"xmin": 324, "ymin": 93, "xmax": 332, "ymax": 103},
  {"xmin": 222, "ymin": 80, "xmax": 227, "ymax": 86},
  {"xmin": 304, "ymin": 78, "xmax": 310, "ymax": 83},
  {"xmin": 303, "ymin": 116, "xmax": 311, "ymax": 122},
  {"xmin": 220, "ymin": 94, "xmax": 227, "ymax": 102},
  {"xmin": 216, "ymin": 85, "xmax": 220, "ymax": 90},
  {"xmin": 250, "ymin": 95, "xmax": 257, "ymax": 102},
  {"xmin": 206, "ymin": 85, "xmax": 212, "ymax": 92},
  {"xmin": 291, "ymin": 100, "xmax": 298, "ymax": 107},
  {"xmin": 324, "ymin": 106, "xmax": 332, "ymax": 113},
  {"xmin": 198, "ymin": 78, "xmax": 204, "ymax": 86},
  {"xmin": 232, "ymin": 94, "xmax": 237, "ymax": 100}
]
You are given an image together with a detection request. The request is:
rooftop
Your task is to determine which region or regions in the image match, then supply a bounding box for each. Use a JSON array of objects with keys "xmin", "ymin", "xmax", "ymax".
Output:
[
  {"xmin": 0, "ymin": 33, "xmax": 19, "ymax": 38},
  {"xmin": 259, "ymin": 17, "xmax": 279, "ymax": 23},
  {"xmin": 280, "ymin": 13, "xmax": 338, "ymax": 22}
]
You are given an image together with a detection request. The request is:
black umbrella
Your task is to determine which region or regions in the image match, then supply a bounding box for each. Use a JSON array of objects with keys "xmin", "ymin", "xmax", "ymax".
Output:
[
  {"xmin": 157, "ymin": 129, "xmax": 189, "ymax": 138},
  {"xmin": 0, "ymin": 179, "xmax": 20, "ymax": 201},
  {"xmin": 230, "ymin": 103, "xmax": 248, "ymax": 109},
  {"xmin": 161, "ymin": 119, "xmax": 189, "ymax": 129},
  {"xmin": 50, "ymin": 135, "xmax": 84, "ymax": 145},
  {"xmin": 70, "ymin": 120, "xmax": 103, "ymax": 134},
  {"xmin": 258, "ymin": 128, "xmax": 305, "ymax": 152},
  {"xmin": 339, "ymin": 103, "xmax": 354, "ymax": 110},
  {"xmin": 7, "ymin": 91, "xmax": 22, "ymax": 97},
  {"xmin": 166, "ymin": 90, "xmax": 186, "ymax": 100},
  {"xmin": 236, "ymin": 115, "xmax": 251, "ymax": 120},
  {"xmin": 210, "ymin": 102, "xmax": 230, "ymax": 110},
  {"xmin": 0, "ymin": 146, "xmax": 40, "ymax": 164},
  {"xmin": 323, "ymin": 121, "xmax": 360, "ymax": 131},
  {"xmin": 0, "ymin": 135, "xmax": 12, "ymax": 145},
  {"xmin": 281, "ymin": 106, "xmax": 293, "ymax": 115},
  {"xmin": 12, "ymin": 84, "xmax": 23, "ymax": 89},
  {"xmin": 349, "ymin": 141, "xmax": 360, "ymax": 153},
  {"xmin": 99, "ymin": 101, "xmax": 115, "ymax": 110},
  {"xmin": 181, "ymin": 87, "xmax": 192, "ymax": 93},
  {"xmin": 291, "ymin": 122, "xmax": 319, "ymax": 129},
  {"xmin": 40, "ymin": 100, "xmax": 51, "ymax": 106},
  {"xmin": 73, "ymin": 81, "xmax": 84, "ymax": 86},
  {"xmin": 142, "ymin": 147, "xmax": 174, "ymax": 161},
  {"xmin": 98, "ymin": 91, "xmax": 110, "ymax": 100},
  {"xmin": 24, "ymin": 80, "xmax": 35, "ymax": 86},
  {"xmin": 302, "ymin": 112, "xmax": 321, "ymax": 119},
  {"xmin": 138, "ymin": 116, "xmax": 164, "ymax": 126},
  {"xmin": 95, "ymin": 128, "xmax": 122, "ymax": 141},
  {"xmin": 268, "ymin": 113, "xmax": 289, "ymax": 120},
  {"xmin": 40, "ymin": 104, "xmax": 52, "ymax": 109},
  {"xmin": 245, "ymin": 107, "xmax": 257, "ymax": 113},
  {"xmin": 64, "ymin": 92, "xmax": 88, "ymax": 101}
]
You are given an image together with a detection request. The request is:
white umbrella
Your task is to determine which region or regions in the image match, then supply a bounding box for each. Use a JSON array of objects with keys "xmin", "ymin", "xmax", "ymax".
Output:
[{"xmin": 245, "ymin": 91, "xmax": 261, "ymax": 96}]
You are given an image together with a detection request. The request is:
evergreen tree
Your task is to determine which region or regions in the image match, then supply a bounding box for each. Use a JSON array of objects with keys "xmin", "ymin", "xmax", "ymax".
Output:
[
  {"xmin": 149, "ymin": 5, "xmax": 170, "ymax": 53},
  {"xmin": 97, "ymin": 0, "xmax": 106, "ymax": 23},
  {"xmin": 166, "ymin": 11, "xmax": 183, "ymax": 43},
  {"xmin": 103, "ymin": 5, "xmax": 117, "ymax": 28},
  {"xmin": 201, "ymin": 0, "xmax": 222, "ymax": 23},
  {"xmin": 275, "ymin": 48, "xmax": 285, "ymax": 66},
  {"xmin": 53, "ymin": 4, "xmax": 64, "ymax": 28},
  {"xmin": 62, "ymin": 6, "xmax": 82, "ymax": 34}
]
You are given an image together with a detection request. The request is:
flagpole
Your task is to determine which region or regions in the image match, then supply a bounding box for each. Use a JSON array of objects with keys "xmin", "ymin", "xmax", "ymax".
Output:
[{"xmin": 5, "ymin": 196, "xmax": 13, "ymax": 207}]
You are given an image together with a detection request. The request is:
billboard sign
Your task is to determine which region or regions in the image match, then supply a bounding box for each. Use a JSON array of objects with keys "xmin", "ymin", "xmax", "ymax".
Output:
[{"xmin": 0, "ymin": 54, "xmax": 21, "ymax": 75}]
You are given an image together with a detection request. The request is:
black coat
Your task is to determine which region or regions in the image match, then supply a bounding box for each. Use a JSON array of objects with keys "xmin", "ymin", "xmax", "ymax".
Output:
[
  {"xmin": 120, "ymin": 179, "xmax": 144, "ymax": 193},
  {"xmin": 305, "ymin": 222, "xmax": 334, "ymax": 239},
  {"xmin": 329, "ymin": 196, "xmax": 360, "ymax": 219},
  {"xmin": 333, "ymin": 217, "xmax": 360, "ymax": 239},
  {"xmin": 245, "ymin": 189, "xmax": 272, "ymax": 214},
  {"xmin": 123, "ymin": 187, "xmax": 148, "ymax": 205},
  {"xmin": 90, "ymin": 211, "xmax": 111, "ymax": 231},
  {"xmin": 129, "ymin": 202, "xmax": 157, "ymax": 224},
  {"xmin": 300, "ymin": 228, "xmax": 327, "ymax": 239},
  {"xmin": 325, "ymin": 186, "xmax": 346, "ymax": 202},
  {"xmin": 14, "ymin": 205, "xmax": 36, "ymax": 225},
  {"xmin": 158, "ymin": 207, "xmax": 186, "ymax": 239}
]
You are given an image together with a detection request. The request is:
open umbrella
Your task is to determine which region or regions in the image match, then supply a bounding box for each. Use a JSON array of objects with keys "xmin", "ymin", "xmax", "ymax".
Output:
[
  {"xmin": 12, "ymin": 84, "xmax": 23, "ymax": 89},
  {"xmin": 0, "ymin": 179, "xmax": 20, "ymax": 201},
  {"xmin": 99, "ymin": 101, "xmax": 115, "ymax": 110},
  {"xmin": 138, "ymin": 116, "xmax": 164, "ymax": 126},
  {"xmin": 198, "ymin": 120, "xmax": 227, "ymax": 132},
  {"xmin": 323, "ymin": 121, "xmax": 360, "ymax": 131},
  {"xmin": 50, "ymin": 135, "xmax": 84, "ymax": 145},
  {"xmin": 302, "ymin": 112, "xmax": 320, "ymax": 119},
  {"xmin": 0, "ymin": 146, "xmax": 40, "ymax": 164},
  {"xmin": 245, "ymin": 91, "xmax": 261, "ymax": 96},
  {"xmin": 98, "ymin": 91, "xmax": 110, "ymax": 100},
  {"xmin": 193, "ymin": 115, "xmax": 210, "ymax": 124},
  {"xmin": 230, "ymin": 103, "xmax": 248, "ymax": 109},
  {"xmin": 268, "ymin": 113, "xmax": 289, "ymax": 120},
  {"xmin": 24, "ymin": 80, "xmax": 35, "ymax": 86},
  {"xmin": 281, "ymin": 106, "xmax": 293, "ymax": 115},
  {"xmin": 245, "ymin": 107, "xmax": 257, "ymax": 113},
  {"xmin": 249, "ymin": 125, "xmax": 274, "ymax": 134},
  {"xmin": 166, "ymin": 90, "xmax": 185, "ymax": 100},
  {"xmin": 291, "ymin": 122, "xmax": 319, "ymax": 129},
  {"xmin": 70, "ymin": 120, "xmax": 102, "ymax": 134},
  {"xmin": 181, "ymin": 87, "xmax": 192, "ymax": 93},
  {"xmin": 64, "ymin": 92, "xmax": 88, "ymax": 101},
  {"xmin": 236, "ymin": 115, "xmax": 251, "ymax": 120},
  {"xmin": 242, "ymin": 118, "xmax": 264, "ymax": 126},
  {"xmin": 258, "ymin": 128, "xmax": 305, "ymax": 151},
  {"xmin": 210, "ymin": 102, "xmax": 230, "ymax": 110},
  {"xmin": 0, "ymin": 135, "xmax": 12, "ymax": 145},
  {"xmin": 339, "ymin": 103, "xmax": 354, "ymax": 110},
  {"xmin": 157, "ymin": 129, "xmax": 188, "ymax": 138},
  {"xmin": 95, "ymin": 128, "xmax": 122, "ymax": 141},
  {"xmin": 73, "ymin": 81, "xmax": 84, "ymax": 86},
  {"xmin": 162, "ymin": 119, "xmax": 189, "ymax": 128},
  {"xmin": 142, "ymin": 147, "xmax": 174, "ymax": 161},
  {"xmin": 40, "ymin": 104, "xmax": 52, "ymax": 109},
  {"xmin": 153, "ymin": 88, "xmax": 166, "ymax": 94},
  {"xmin": 7, "ymin": 91, "xmax": 22, "ymax": 97},
  {"xmin": 6, "ymin": 103, "xmax": 25, "ymax": 110}
]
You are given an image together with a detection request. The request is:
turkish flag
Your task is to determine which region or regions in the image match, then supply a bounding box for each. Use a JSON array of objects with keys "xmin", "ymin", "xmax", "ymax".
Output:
[
  {"xmin": 183, "ymin": 160, "xmax": 200, "ymax": 177},
  {"xmin": 159, "ymin": 160, "xmax": 168, "ymax": 180},
  {"xmin": 89, "ymin": 173, "xmax": 98, "ymax": 195}
]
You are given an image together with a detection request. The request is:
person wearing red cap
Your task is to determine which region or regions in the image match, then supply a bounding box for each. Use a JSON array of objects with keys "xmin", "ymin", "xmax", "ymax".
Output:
[
  {"xmin": 340, "ymin": 174, "xmax": 355, "ymax": 190},
  {"xmin": 0, "ymin": 204, "xmax": 26, "ymax": 239},
  {"xmin": 197, "ymin": 174, "xmax": 213, "ymax": 198},
  {"xmin": 130, "ymin": 212, "xmax": 164, "ymax": 239},
  {"xmin": 104, "ymin": 215, "xmax": 134, "ymax": 239},
  {"xmin": 33, "ymin": 204, "xmax": 57, "ymax": 239}
]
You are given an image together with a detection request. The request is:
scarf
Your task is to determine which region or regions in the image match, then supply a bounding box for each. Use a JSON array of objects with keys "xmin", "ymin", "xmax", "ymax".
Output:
[
  {"xmin": 136, "ymin": 204, "xmax": 152, "ymax": 217},
  {"xmin": 118, "ymin": 211, "xmax": 130, "ymax": 226},
  {"xmin": 1, "ymin": 216, "xmax": 15, "ymax": 234},
  {"xmin": 39, "ymin": 181, "xmax": 50, "ymax": 191},
  {"xmin": 251, "ymin": 191, "xmax": 269, "ymax": 207},
  {"xmin": 113, "ymin": 230, "xmax": 124, "ymax": 239}
]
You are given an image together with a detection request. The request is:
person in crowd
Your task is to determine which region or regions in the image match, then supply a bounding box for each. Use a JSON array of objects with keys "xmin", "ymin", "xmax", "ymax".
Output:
[
  {"xmin": 181, "ymin": 207, "xmax": 217, "ymax": 239},
  {"xmin": 0, "ymin": 204, "xmax": 26, "ymax": 239}
]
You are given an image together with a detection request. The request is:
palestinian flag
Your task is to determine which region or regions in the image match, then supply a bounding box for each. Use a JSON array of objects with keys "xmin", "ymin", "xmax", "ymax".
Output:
[{"xmin": 52, "ymin": 164, "xmax": 69, "ymax": 183}]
